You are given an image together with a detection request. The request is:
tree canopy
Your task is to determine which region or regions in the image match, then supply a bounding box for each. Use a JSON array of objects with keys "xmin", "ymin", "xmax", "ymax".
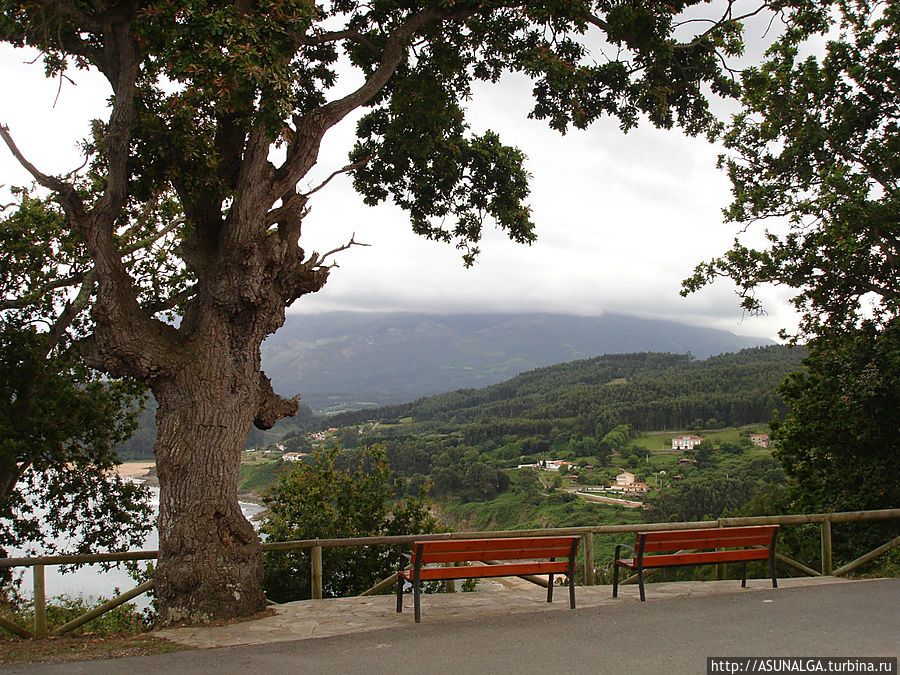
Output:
[
  {"xmin": 261, "ymin": 445, "xmax": 437, "ymax": 601},
  {"xmin": 683, "ymin": 1, "xmax": 899, "ymax": 338},
  {"xmin": 682, "ymin": 0, "xmax": 900, "ymax": 522},
  {"xmin": 771, "ymin": 320, "xmax": 900, "ymax": 514}
]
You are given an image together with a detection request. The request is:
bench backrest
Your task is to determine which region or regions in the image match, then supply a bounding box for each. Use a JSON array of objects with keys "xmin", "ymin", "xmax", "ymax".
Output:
[
  {"xmin": 638, "ymin": 525, "xmax": 778, "ymax": 554},
  {"xmin": 412, "ymin": 536, "xmax": 579, "ymax": 565}
]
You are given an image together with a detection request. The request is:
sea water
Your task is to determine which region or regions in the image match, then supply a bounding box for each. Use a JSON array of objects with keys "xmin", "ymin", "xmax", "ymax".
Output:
[{"xmin": 7, "ymin": 486, "xmax": 265, "ymax": 609}]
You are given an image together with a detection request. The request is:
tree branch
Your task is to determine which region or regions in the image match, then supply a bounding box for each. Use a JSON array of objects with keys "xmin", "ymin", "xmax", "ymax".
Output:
[
  {"xmin": 143, "ymin": 284, "xmax": 197, "ymax": 315},
  {"xmin": 254, "ymin": 371, "xmax": 299, "ymax": 430},
  {"xmin": 302, "ymin": 155, "xmax": 373, "ymax": 199},
  {"xmin": 276, "ymin": 7, "xmax": 467, "ymax": 195},
  {"xmin": 119, "ymin": 217, "xmax": 185, "ymax": 257},
  {"xmin": 0, "ymin": 272, "xmax": 87, "ymax": 311},
  {"xmin": 299, "ymin": 28, "xmax": 378, "ymax": 53},
  {"xmin": 0, "ymin": 124, "xmax": 81, "ymax": 205},
  {"xmin": 42, "ymin": 269, "xmax": 97, "ymax": 358},
  {"xmin": 673, "ymin": 2, "xmax": 772, "ymax": 51},
  {"xmin": 305, "ymin": 234, "xmax": 371, "ymax": 271}
]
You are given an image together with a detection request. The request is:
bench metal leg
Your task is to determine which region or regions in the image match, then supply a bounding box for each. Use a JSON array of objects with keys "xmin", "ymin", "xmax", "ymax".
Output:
[
  {"xmin": 612, "ymin": 563, "xmax": 619, "ymax": 598},
  {"xmin": 396, "ymin": 574, "xmax": 404, "ymax": 613},
  {"xmin": 547, "ymin": 573, "xmax": 554, "ymax": 603},
  {"xmin": 413, "ymin": 579, "xmax": 421, "ymax": 623},
  {"xmin": 637, "ymin": 567, "xmax": 646, "ymax": 602},
  {"xmin": 770, "ymin": 529, "xmax": 779, "ymax": 588},
  {"xmin": 741, "ymin": 561, "xmax": 748, "ymax": 588},
  {"xmin": 566, "ymin": 541, "xmax": 577, "ymax": 608}
]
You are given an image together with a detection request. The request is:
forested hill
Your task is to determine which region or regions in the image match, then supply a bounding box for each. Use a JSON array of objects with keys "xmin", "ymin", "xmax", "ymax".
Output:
[
  {"xmin": 262, "ymin": 312, "xmax": 773, "ymax": 411},
  {"xmin": 328, "ymin": 346, "xmax": 805, "ymax": 437}
]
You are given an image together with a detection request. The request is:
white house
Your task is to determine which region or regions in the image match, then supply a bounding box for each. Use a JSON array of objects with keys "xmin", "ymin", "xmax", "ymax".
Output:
[
  {"xmin": 622, "ymin": 482, "xmax": 649, "ymax": 495},
  {"xmin": 671, "ymin": 435, "xmax": 704, "ymax": 451},
  {"xmin": 615, "ymin": 471, "xmax": 636, "ymax": 487}
]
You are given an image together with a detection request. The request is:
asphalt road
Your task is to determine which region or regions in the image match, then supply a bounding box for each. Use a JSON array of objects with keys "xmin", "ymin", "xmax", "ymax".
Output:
[{"xmin": 11, "ymin": 578, "xmax": 899, "ymax": 675}]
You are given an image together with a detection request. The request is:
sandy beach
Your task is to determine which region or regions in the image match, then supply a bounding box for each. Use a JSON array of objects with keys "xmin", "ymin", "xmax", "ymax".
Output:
[{"xmin": 114, "ymin": 461, "xmax": 156, "ymax": 480}]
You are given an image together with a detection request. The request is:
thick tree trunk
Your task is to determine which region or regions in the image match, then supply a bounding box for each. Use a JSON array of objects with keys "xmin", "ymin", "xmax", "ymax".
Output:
[{"xmin": 151, "ymin": 348, "xmax": 267, "ymax": 625}]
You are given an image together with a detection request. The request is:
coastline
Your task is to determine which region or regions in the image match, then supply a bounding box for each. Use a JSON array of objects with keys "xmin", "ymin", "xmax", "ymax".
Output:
[
  {"xmin": 114, "ymin": 461, "xmax": 156, "ymax": 480},
  {"xmin": 115, "ymin": 461, "xmax": 264, "ymax": 506}
]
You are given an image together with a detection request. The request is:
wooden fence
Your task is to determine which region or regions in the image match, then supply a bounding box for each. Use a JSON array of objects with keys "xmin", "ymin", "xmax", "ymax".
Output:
[{"xmin": 1, "ymin": 508, "xmax": 898, "ymax": 639}]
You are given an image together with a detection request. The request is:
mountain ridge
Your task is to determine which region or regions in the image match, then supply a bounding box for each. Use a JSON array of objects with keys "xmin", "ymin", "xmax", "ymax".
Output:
[{"xmin": 261, "ymin": 312, "xmax": 774, "ymax": 412}]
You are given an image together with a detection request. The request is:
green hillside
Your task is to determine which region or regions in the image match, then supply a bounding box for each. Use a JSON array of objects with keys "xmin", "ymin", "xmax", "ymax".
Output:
[{"xmin": 328, "ymin": 346, "xmax": 805, "ymax": 438}]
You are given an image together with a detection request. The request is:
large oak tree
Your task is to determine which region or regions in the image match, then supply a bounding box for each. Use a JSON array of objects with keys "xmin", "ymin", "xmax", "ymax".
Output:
[{"xmin": 1, "ymin": 1, "xmax": 781, "ymax": 624}]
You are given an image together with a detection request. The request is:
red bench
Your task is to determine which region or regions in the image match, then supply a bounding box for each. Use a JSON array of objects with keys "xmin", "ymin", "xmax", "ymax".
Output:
[
  {"xmin": 396, "ymin": 536, "xmax": 580, "ymax": 622},
  {"xmin": 613, "ymin": 525, "xmax": 779, "ymax": 601}
]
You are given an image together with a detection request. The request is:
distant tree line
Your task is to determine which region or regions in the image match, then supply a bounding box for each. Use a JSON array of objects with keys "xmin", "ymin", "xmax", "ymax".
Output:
[{"xmin": 329, "ymin": 347, "xmax": 804, "ymax": 438}]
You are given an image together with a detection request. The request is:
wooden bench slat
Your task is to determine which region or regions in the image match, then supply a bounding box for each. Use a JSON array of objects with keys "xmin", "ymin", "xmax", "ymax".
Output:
[
  {"xmin": 400, "ymin": 560, "xmax": 572, "ymax": 582},
  {"xmin": 415, "ymin": 537, "xmax": 578, "ymax": 553},
  {"xmin": 415, "ymin": 546, "xmax": 575, "ymax": 564},
  {"xmin": 617, "ymin": 548, "xmax": 771, "ymax": 570},
  {"xmin": 641, "ymin": 525, "xmax": 776, "ymax": 544},
  {"xmin": 641, "ymin": 534, "xmax": 775, "ymax": 552}
]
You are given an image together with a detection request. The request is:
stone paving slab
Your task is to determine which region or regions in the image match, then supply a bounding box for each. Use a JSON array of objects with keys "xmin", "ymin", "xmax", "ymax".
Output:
[{"xmin": 156, "ymin": 576, "xmax": 853, "ymax": 649}]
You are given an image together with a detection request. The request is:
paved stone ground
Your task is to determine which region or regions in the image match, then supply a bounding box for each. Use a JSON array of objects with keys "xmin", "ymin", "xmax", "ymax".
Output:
[
  {"xmin": 156, "ymin": 575, "xmax": 850, "ymax": 648},
  {"xmin": 9, "ymin": 577, "xmax": 898, "ymax": 674}
]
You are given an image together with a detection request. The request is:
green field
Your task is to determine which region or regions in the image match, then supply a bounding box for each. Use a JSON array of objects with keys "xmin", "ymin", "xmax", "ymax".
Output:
[{"xmin": 629, "ymin": 426, "xmax": 772, "ymax": 454}]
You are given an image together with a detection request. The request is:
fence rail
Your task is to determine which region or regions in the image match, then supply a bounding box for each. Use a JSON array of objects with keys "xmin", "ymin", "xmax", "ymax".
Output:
[{"xmin": 1, "ymin": 508, "xmax": 898, "ymax": 638}]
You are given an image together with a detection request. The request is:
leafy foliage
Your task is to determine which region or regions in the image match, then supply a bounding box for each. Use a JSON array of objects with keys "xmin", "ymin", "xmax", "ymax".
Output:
[
  {"xmin": 0, "ymin": 592, "xmax": 149, "ymax": 638},
  {"xmin": 0, "ymin": 194, "xmax": 152, "ymax": 592},
  {"xmin": 260, "ymin": 445, "xmax": 439, "ymax": 602},
  {"xmin": 772, "ymin": 321, "xmax": 900, "ymax": 514},
  {"xmin": 683, "ymin": 1, "xmax": 900, "ymax": 338}
]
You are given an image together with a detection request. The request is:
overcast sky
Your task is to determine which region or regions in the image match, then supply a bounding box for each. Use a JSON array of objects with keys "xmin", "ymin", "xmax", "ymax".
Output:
[{"xmin": 0, "ymin": 26, "xmax": 801, "ymax": 342}]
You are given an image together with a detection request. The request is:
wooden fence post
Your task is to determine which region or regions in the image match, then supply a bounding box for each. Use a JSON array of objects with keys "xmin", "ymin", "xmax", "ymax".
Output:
[
  {"xmin": 444, "ymin": 562, "xmax": 456, "ymax": 593},
  {"xmin": 821, "ymin": 519, "xmax": 833, "ymax": 576},
  {"xmin": 33, "ymin": 565, "xmax": 47, "ymax": 638},
  {"xmin": 716, "ymin": 527, "xmax": 725, "ymax": 580},
  {"xmin": 311, "ymin": 545, "xmax": 323, "ymax": 599},
  {"xmin": 582, "ymin": 533, "xmax": 595, "ymax": 585}
]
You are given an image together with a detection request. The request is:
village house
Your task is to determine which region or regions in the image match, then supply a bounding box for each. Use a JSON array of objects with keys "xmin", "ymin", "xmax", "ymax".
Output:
[
  {"xmin": 282, "ymin": 452, "xmax": 308, "ymax": 462},
  {"xmin": 622, "ymin": 482, "xmax": 649, "ymax": 495},
  {"xmin": 671, "ymin": 434, "xmax": 704, "ymax": 450},
  {"xmin": 749, "ymin": 433, "xmax": 772, "ymax": 448},
  {"xmin": 615, "ymin": 471, "xmax": 636, "ymax": 487},
  {"xmin": 516, "ymin": 460, "xmax": 570, "ymax": 472}
]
